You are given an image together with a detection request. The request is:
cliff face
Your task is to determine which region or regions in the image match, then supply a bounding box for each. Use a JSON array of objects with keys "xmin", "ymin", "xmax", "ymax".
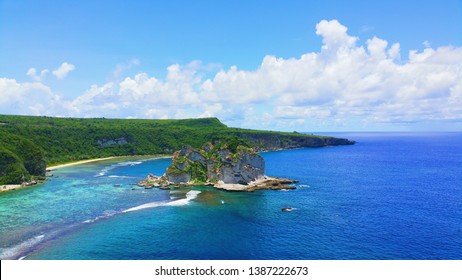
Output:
[
  {"xmin": 138, "ymin": 142, "xmax": 299, "ymax": 192},
  {"xmin": 234, "ymin": 132, "xmax": 355, "ymax": 151},
  {"xmin": 166, "ymin": 144, "xmax": 264, "ymax": 184},
  {"xmin": 213, "ymin": 147, "xmax": 264, "ymax": 184}
]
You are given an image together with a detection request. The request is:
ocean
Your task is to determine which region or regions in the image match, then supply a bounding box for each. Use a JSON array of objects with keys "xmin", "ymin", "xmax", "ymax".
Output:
[{"xmin": 0, "ymin": 132, "xmax": 461, "ymax": 260}]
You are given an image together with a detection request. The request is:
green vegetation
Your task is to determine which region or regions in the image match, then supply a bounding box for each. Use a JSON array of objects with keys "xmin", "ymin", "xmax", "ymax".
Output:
[
  {"xmin": 187, "ymin": 160, "xmax": 208, "ymax": 184},
  {"xmin": 0, "ymin": 114, "xmax": 352, "ymax": 184},
  {"xmin": 0, "ymin": 131, "xmax": 45, "ymax": 185},
  {"xmin": 0, "ymin": 115, "xmax": 228, "ymax": 166},
  {"xmin": 209, "ymin": 135, "xmax": 250, "ymax": 154}
]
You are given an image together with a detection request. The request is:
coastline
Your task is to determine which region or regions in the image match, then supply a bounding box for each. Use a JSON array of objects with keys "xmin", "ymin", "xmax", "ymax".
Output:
[
  {"xmin": 213, "ymin": 176, "xmax": 298, "ymax": 192},
  {"xmin": 47, "ymin": 157, "xmax": 117, "ymax": 171},
  {"xmin": 47, "ymin": 154, "xmax": 171, "ymax": 171},
  {"xmin": 1, "ymin": 155, "xmax": 171, "ymax": 193},
  {"xmin": 0, "ymin": 184, "xmax": 22, "ymax": 192},
  {"xmin": 0, "ymin": 180, "xmax": 40, "ymax": 193}
]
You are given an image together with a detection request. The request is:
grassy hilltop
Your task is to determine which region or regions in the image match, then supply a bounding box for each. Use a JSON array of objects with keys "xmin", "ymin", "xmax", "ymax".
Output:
[{"xmin": 0, "ymin": 114, "xmax": 354, "ymax": 185}]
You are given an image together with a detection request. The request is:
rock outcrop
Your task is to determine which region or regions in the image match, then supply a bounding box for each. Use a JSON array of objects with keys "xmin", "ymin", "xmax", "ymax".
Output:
[
  {"xmin": 214, "ymin": 176, "xmax": 298, "ymax": 192},
  {"xmin": 233, "ymin": 132, "xmax": 355, "ymax": 151},
  {"xmin": 97, "ymin": 137, "xmax": 128, "ymax": 147},
  {"xmin": 137, "ymin": 173, "xmax": 170, "ymax": 189},
  {"xmin": 137, "ymin": 142, "xmax": 297, "ymax": 192},
  {"xmin": 166, "ymin": 144, "xmax": 265, "ymax": 185}
]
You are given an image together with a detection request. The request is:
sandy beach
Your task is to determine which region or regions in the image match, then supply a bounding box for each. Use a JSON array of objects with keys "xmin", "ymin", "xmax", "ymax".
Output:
[
  {"xmin": 47, "ymin": 155, "xmax": 172, "ymax": 171},
  {"xmin": 1, "ymin": 155, "xmax": 171, "ymax": 193},
  {"xmin": 0, "ymin": 184, "xmax": 22, "ymax": 192},
  {"xmin": 47, "ymin": 157, "xmax": 117, "ymax": 171}
]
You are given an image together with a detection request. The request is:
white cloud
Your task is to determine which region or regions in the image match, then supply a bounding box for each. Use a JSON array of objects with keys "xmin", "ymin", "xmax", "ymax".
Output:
[
  {"xmin": 26, "ymin": 68, "xmax": 39, "ymax": 80},
  {"xmin": 192, "ymin": 20, "xmax": 462, "ymax": 130},
  {"xmin": 52, "ymin": 62, "xmax": 75, "ymax": 79},
  {"xmin": 111, "ymin": 59, "xmax": 140, "ymax": 80},
  {"xmin": 0, "ymin": 78, "xmax": 62, "ymax": 115},
  {"xmin": 3, "ymin": 20, "xmax": 462, "ymax": 131},
  {"xmin": 387, "ymin": 43, "xmax": 401, "ymax": 61},
  {"xmin": 67, "ymin": 63, "xmax": 203, "ymax": 118},
  {"xmin": 26, "ymin": 67, "xmax": 49, "ymax": 81},
  {"xmin": 316, "ymin": 19, "xmax": 358, "ymax": 54}
]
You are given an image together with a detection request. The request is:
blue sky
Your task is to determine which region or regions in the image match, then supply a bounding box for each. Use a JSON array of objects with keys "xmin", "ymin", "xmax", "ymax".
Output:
[{"xmin": 1, "ymin": 0, "xmax": 461, "ymax": 131}]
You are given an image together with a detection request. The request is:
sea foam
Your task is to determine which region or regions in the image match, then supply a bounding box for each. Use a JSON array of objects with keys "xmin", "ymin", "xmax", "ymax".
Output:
[
  {"xmin": 108, "ymin": 175, "xmax": 134, "ymax": 178},
  {"xmin": 0, "ymin": 234, "xmax": 45, "ymax": 260},
  {"xmin": 94, "ymin": 161, "xmax": 143, "ymax": 177},
  {"xmin": 123, "ymin": 190, "xmax": 201, "ymax": 212}
]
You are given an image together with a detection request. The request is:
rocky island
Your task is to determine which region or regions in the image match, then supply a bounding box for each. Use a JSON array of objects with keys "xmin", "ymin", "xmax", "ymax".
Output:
[{"xmin": 137, "ymin": 140, "xmax": 299, "ymax": 192}]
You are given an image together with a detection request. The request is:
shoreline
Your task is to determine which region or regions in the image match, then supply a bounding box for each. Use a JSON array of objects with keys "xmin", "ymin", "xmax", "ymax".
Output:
[
  {"xmin": 213, "ymin": 176, "xmax": 298, "ymax": 192},
  {"xmin": 1, "ymin": 155, "xmax": 171, "ymax": 193},
  {"xmin": 47, "ymin": 157, "xmax": 117, "ymax": 171},
  {"xmin": 0, "ymin": 180, "xmax": 40, "ymax": 193},
  {"xmin": 47, "ymin": 154, "xmax": 171, "ymax": 171},
  {"xmin": 0, "ymin": 184, "xmax": 22, "ymax": 192}
]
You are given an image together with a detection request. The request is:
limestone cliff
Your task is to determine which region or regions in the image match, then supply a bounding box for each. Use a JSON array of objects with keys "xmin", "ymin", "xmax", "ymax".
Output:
[
  {"xmin": 166, "ymin": 143, "xmax": 265, "ymax": 185},
  {"xmin": 137, "ymin": 142, "xmax": 297, "ymax": 191},
  {"xmin": 232, "ymin": 132, "xmax": 356, "ymax": 151}
]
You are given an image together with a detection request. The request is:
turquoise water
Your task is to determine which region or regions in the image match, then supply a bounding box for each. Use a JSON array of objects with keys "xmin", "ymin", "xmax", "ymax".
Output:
[{"xmin": 0, "ymin": 133, "xmax": 461, "ymax": 259}]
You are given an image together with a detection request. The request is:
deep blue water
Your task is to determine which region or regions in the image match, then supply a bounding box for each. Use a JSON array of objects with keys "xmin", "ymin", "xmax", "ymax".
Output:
[{"xmin": 0, "ymin": 132, "xmax": 461, "ymax": 259}]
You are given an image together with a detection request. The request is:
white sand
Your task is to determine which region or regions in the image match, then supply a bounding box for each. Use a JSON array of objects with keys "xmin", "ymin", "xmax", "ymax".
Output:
[
  {"xmin": 47, "ymin": 155, "xmax": 171, "ymax": 171},
  {"xmin": 0, "ymin": 184, "xmax": 22, "ymax": 192},
  {"xmin": 46, "ymin": 157, "xmax": 116, "ymax": 170}
]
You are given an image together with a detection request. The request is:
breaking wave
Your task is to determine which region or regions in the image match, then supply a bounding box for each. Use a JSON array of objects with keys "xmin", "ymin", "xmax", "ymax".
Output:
[
  {"xmin": 0, "ymin": 234, "xmax": 45, "ymax": 260},
  {"xmin": 94, "ymin": 161, "xmax": 144, "ymax": 177},
  {"xmin": 0, "ymin": 190, "xmax": 200, "ymax": 259},
  {"xmin": 82, "ymin": 210, "xmax": 119, "ymax": 224},
  {"xmin": 108, "ymin": 175, "xmax": 134, "ymax": 178},
  {"xmin": 123, "ymin": 190, "xmax": 201, "ymax": 212}
]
